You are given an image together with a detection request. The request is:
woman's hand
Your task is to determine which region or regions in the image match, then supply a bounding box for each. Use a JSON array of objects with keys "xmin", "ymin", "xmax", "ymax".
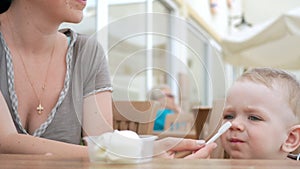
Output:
[
  {"xmin": 183, "ymin": 143, "xmax": 217, "ymax": 159},
  {"xmin": 154, "ymin": 137, "xmax": 217, "ymax": 159}
]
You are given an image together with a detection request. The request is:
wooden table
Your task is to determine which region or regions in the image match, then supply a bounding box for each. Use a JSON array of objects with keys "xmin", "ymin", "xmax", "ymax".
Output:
[{"xmin": 0, "ymin": 154, "xmax": 298, "ymax": 169}]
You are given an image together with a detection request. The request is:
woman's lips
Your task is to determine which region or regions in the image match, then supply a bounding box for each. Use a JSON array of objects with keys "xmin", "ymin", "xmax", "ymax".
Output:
[
  {"xmin": 77, "ymin": 0, "xmax": 87, "ymax": 5},
  {"xmin": 76, "ymin": 0, "xmax": 87, "ymax": 9}
]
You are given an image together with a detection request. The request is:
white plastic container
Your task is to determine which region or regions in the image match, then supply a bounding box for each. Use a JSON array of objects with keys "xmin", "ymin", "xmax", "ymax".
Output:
[{"xmin": 84, "ymin": 130, "xmax": 158, "ymax": 163}]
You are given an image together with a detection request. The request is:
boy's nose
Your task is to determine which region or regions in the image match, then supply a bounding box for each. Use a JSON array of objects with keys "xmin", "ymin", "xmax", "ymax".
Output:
[{"xmin": 229, "ymin": 117, "xmax": 245, "ymax": 131}]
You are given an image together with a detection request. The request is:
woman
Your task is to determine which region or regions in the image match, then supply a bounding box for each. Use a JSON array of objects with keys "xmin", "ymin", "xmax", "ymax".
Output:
[
  {"xmin": 0, "ymin": 0, "xmax": 216, "ymax": 159},
  {"xmin": 149, "ymin": 85, "xmax": 183, "ymax": 131}
]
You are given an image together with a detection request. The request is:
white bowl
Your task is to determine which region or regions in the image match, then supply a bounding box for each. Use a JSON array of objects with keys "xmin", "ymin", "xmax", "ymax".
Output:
[{"xmin": 84, "ymin": 132, "xmax": 157, "ymax": 163}]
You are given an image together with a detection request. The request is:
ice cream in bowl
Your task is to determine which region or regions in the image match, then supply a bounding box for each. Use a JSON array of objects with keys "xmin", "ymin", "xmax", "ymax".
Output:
[{"xmin": 84, "ymin": 130, "xmax": 158, "ymax": 163}]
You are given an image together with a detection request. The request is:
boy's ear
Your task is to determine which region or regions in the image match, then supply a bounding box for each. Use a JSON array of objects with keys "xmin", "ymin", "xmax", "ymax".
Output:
[{"xmin": 282, "ymin": 125, "xmax": 300, "ymax": 153}]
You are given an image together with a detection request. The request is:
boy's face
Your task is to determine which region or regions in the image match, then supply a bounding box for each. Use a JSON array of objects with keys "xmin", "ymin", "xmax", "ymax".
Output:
[{"xmin": 220, "ymin": 81, "xmax": 293, "ymax": 159}]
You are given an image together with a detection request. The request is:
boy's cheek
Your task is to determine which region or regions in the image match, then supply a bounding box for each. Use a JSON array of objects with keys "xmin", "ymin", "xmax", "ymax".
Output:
[{"xmin": 220, "ymin": 135, "xmax": 227, "ymax": 146}]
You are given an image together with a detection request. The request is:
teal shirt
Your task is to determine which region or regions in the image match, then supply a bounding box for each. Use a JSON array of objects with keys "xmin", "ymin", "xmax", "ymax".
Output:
[{"xmin": 153, "ymin": 109, "xmax": 174, "ymax": 131}]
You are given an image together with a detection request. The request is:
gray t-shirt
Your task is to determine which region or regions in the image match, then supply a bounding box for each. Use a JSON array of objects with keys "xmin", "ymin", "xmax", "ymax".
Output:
[{"xmin": 0, "ymin": 29, "xmax": 112, "ymax": 144}]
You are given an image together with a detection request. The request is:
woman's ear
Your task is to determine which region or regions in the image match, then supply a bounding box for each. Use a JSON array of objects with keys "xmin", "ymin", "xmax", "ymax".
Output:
[{"xmin": 282, "ymin": 125, "xmax": 300, "ymax": 153}]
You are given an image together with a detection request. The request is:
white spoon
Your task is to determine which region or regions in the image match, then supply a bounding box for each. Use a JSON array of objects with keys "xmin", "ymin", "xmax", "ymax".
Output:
[{"xmin": 205, "ymin": 121, "xmax": 232, "ymax": 145}]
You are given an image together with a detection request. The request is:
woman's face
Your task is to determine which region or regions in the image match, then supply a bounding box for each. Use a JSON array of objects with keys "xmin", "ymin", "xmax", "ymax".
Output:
[
  {"xmin": 158, "ymin": 88, "xmax": 176, "ymax": 110},
  {"xmin": 19, "ymin": 0, "xmax": 87, "ymax": 24}
]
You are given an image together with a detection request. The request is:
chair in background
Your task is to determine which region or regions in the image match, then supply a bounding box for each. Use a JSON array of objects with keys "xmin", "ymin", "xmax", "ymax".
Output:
[
  {"xmin": 293, "ymin": 146, "xmax": 300, "ymax": 154},
  {"xmin": 163, "ymin": 112, "xmax": 198, "ymax": 158},
  {"xmin": 164, "ymin": 113, "xmax": 194, "ymax": 132},
  {"xmin": 159, "ymin": 106, "xmax": 211, "ymax": 140},
  {"xmin": 200, "ymin": 99, "xmax": 227, "ymax": 158},
  {"xmin": 156, "ymin": 106, "xmax": 211, "ymax": 140},
  {"xmin": 163, "ymin": 113, "xmax": 197, "ymax": 139},
  {"xmin": 166, "ymin": 105, "xmax": 211, "ymax": 158},
  {"xmin": 112, "ymin": 101, "xmax": 159, "ymax": 135},
  {"xmin": 191, "ymin": 106, "xmax": 211, "ymax": 140}
]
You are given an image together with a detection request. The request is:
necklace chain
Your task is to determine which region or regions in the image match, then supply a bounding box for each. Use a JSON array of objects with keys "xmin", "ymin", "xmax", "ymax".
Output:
[
  {"xmin": 17, "ymin": 43, "xmax": 56, "ymax": 115},
  {"xmin": 7, "ymin": 15, "xmax": 56, "ymax": 115}
]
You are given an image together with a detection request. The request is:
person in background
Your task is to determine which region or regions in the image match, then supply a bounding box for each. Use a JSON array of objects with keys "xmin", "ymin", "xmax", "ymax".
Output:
[
  {"xmin": 220, "ymin": 67, "xmax": 300, "ymax": 160},
  {"xmin": 149, "ymin": 85, "xmax": 184, "ymax": 131},
  {"xmin": 0, "ymin": 0, "xmax": 216, "ymax": 159}
]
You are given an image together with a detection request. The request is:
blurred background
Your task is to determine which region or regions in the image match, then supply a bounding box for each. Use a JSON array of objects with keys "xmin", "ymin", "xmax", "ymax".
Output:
[{"xmin": 61, "ymin": 0, "xmax": 300, "ymax": 113}]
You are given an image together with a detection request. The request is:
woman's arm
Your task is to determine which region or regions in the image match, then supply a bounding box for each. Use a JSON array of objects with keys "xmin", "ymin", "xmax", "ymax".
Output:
[
  {"xmin": 82, "ymin": 91, "xmax": 113, "ymax": 137},
  {"xmin": 0, "ymin": 92, "xmax": 88, "ymax": 158}
]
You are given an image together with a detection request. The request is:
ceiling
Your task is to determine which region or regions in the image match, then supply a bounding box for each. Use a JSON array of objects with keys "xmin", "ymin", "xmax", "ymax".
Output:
[{"xmin": 243, "ymin": 0, "xmax": 300, "ymax": 25}]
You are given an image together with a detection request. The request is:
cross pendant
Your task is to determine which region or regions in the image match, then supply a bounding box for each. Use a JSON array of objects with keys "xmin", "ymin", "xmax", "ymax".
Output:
[{"xmin": 37, "ymin": 103, "xmax": 44, "ymax": 115}]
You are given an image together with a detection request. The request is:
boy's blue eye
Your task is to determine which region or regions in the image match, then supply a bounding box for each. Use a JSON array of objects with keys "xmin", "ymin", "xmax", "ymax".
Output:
[
  {"xmin": 248, "ymin": 115, "xmax": 262, "ymax": 121},
  {"xmin": 223, "ymin": 114, "xmax": 234, "ymax": 120}
]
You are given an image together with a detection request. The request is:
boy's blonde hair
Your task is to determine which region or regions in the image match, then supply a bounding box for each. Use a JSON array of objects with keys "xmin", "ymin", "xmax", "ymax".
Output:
[{"xmin": 237, "ymin": 67, "xmax": 300, "ymax": 122}]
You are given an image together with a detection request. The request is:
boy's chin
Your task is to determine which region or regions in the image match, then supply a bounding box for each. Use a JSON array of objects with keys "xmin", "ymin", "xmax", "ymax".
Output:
[{"xmin": 227, "ymin": 151, "xmax": 250, "ymax": 159}]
